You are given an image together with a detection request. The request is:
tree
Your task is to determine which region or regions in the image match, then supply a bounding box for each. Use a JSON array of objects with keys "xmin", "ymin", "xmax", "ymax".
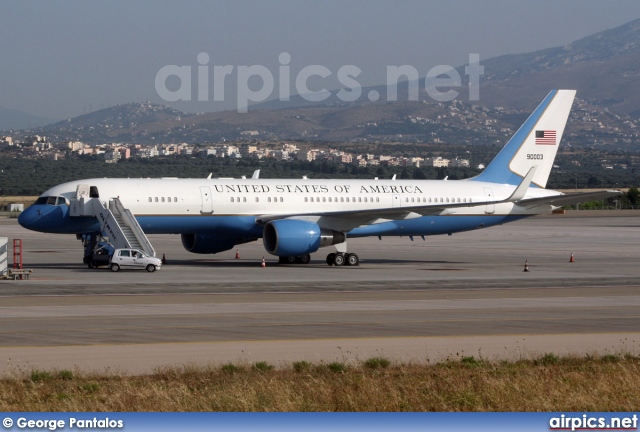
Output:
[{"xmin": 626, "ymin": 186, "xmax": 639, "ymax": 206}]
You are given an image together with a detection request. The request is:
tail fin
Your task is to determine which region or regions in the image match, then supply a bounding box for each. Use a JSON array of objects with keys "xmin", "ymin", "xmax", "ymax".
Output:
[{"xmin": 471, "ymin": 89, "xmax": 576, "ymax": 188}]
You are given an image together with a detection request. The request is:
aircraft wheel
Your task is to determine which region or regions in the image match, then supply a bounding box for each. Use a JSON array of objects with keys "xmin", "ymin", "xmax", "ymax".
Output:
[
  {"xmin": 278, "ymin": 256, "xmax": 287, "ymax": 264},
  {"xmin": 326, "ymin": 253, "xmax": 336, "ymax": 266},
  {"xmin": 146, "ymin": 264, "xmax": 156, "ymax": 272},
  {"xmin": 110, "ymin": 263, "xmax": 120, "ymax": 272},
  {"xmin": 286, "ymin": 256, "xmax": 297, "ymax": 264},
  {"xmin": 346, "ymin": 253, "xmax": 359, "ymax": 266},
  {"xmin": 298, "ymin": 253, "xmax": 311, "ymax": 264},
  {"xmin": 333, "ymin": 253, "xmax": 345, "ymax": 266}
]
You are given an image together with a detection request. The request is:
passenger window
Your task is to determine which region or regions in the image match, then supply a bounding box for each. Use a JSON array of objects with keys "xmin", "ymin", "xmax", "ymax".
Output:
[
  {"xmin": 155, "ymin": 197, "xmax": 158, "ymax": 202},
  {"xmin": 322, "ymin": 197, "xmax": 326, "ymax": 202},
  {"xmin": 376, "ymin": 197, "xmax": 379, "ymax": 202},
  {"xmin": 256, "ymin": 197, "xmax": 259, "ymax": 202},
  {"xmin": 279, "ymin": 197, "xmax": 283, "ymax": 202},
  {"xmin": 231, "ymin": 197, "xmax": 235, "ymax": 202},
  {"xmin": 174, "ymin": 197, "xmax": 178, "ymax": 202},
  {"xmin": 148, "ymin": 197, "xmax": 152, "ymax": 202},
  {"xmin": 161, "ymin": 197, "xmax": 165, "ymax": 203},
  {"xmin": 268, "ymin": 197, "xmax": 271, "ymax": 203}
]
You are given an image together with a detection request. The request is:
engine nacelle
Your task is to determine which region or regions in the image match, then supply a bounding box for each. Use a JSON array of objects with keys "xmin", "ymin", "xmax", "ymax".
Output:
[
  {"xmin": 263, "ymin": 219, "xmax": 345, "ymax": 257},
  {"xmin": 181, "ymin": 233, "xmax": 238, "ymax": 254}
]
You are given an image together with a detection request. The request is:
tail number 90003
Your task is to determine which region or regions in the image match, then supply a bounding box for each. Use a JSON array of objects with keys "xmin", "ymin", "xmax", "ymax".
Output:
[{"xmin": 527, "ymin": 154, "xmax": 543, "ymax": 160}]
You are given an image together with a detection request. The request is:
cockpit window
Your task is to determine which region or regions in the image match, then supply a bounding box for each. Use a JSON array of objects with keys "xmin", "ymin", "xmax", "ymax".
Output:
[{"xmin": 36, "ymin": 196, "xmax": 69, "ymax": 206}]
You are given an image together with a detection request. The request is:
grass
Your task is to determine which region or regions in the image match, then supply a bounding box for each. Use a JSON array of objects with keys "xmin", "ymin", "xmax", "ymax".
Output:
[{"xmin": 2, "ymin": 354, "xmax": 640, "ymax": 411}]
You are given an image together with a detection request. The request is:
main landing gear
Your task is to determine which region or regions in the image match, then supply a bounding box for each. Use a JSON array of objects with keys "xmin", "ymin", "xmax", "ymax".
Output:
[
  {"xmin": 326, "ymin": 252, "xmax": 359, "ymax": 266},
  {"xmin": 278, "ymin": 254, "xmax": 311, "ymax": 264}
]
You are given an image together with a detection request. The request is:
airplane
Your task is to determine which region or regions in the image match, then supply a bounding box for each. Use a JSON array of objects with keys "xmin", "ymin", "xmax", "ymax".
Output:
[{"xmin": 18, "ymin": 89, "xmax": 622, "ymax": 267}]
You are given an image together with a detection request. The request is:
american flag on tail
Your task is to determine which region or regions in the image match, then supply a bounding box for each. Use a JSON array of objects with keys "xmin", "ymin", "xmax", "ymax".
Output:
[{"xmin": 535, "ymin": 130, "xmax": 556, "ymax": 145}]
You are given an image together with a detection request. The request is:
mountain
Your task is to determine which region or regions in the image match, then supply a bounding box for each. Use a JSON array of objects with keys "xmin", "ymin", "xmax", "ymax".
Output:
[
  {"xmin": 0, "ymin": 106, "xmax": 58, "ymax": 130},
  {"xmin": 6, "ymin": 19, "xmax": 640, "ymax": 148},
  {"xmin": 37, "ymin": 101, "xmax": 192, "ymax": 143},
  {"xmin": 256, "ymin": 19, "xmax": 640, "ymax": 117},
  {"xmin": 467, "ymin": 18, "xmax": 640, "ymax": 115}
]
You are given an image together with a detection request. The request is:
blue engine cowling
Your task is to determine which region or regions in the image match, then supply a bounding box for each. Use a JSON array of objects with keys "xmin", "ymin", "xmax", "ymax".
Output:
[
  {"xmin": 262, "ymin": 219, "xmax": 345, "ymax": 257},
  {"xmin": 182, "ymin": 233, "xmax": 255, "ymax": 254}
]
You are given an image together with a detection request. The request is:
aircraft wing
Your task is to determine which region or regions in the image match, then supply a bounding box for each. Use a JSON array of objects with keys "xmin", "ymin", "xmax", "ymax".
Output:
[
  {"xmin": 515, "ymin": 190, "xmax": 623, "ymax": 209},
  {"xmin": 256, "ymin": 197, "xmax": 513, "ymax": 227}
]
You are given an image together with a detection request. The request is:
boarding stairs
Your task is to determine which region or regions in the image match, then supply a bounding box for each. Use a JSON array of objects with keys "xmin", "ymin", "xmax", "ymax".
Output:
[{"xmin": 69, "ymin": 185, "xmax": 156, "ymax": 257}]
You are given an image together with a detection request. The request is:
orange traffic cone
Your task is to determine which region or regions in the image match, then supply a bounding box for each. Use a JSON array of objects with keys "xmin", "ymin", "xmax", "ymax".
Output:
[
  {"xmin": 261, "ymin": 257, "xmax": 266, "ymax": 268},
  {"xmin": 569, "ymin": 253, "xmax": 574, "ymax": 263},
  {"xmin": 523, "ymin": 260, "xmax": 529, "ymax": 272},
  {"xmin": 235, "ymin": 249, "xmax": 240, "ymax": 259},
  {"xmin": 162, "ymin": 254, "xmax": 166, "ymax": 265}
]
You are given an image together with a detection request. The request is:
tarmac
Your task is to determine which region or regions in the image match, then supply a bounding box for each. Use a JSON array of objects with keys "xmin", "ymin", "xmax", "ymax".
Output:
[{"xmin": 1, "ymin": 210, "xmax": 639, "ymax": 375}]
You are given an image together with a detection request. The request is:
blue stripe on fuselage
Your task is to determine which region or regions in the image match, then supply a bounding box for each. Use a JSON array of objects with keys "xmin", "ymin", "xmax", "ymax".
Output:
[
  {"xmin": 19, "ymin": 204, "xmax": 528, "ymax": 240},
  {"xmin": 137, "ymin": 215, "xmax": 263, "ymax": 236},
  {"xmin": 348, "ymin": 215, "xmax": 526, "ymax": 237}
]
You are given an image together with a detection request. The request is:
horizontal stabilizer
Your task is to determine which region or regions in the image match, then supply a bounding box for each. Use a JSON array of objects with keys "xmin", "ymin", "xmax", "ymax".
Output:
[{"xmin": 517, "ymin": 190, "xmax": 623, "ymax": 209}]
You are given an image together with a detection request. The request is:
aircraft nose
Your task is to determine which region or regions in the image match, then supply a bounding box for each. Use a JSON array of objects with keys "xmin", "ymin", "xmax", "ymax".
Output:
[
  {"xmin": 18, "ymin": 204, "xmax": 61, "ymax": 232},
  {"xmin": 18, "ymin": 205, "xmax": 44, "ymax": 231}
]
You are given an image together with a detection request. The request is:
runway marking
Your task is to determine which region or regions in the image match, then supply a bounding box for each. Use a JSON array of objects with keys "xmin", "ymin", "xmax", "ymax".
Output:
[
  {"xmin": 2, "ymin": 331, "xmax": 640, "ymax": 350},
  {"xmin": 3, "ymin": 315, "xmax": 640, "ymax": 345},
  {"xmin": 3, "ymin": 296, "xmax": 640, "ymax": 318}
]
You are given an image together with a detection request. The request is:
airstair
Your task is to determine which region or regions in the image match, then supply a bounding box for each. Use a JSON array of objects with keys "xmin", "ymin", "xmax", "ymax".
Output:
[{"xmin": 69, "ymin": 184, "xmax": 156, "ymax": 257}]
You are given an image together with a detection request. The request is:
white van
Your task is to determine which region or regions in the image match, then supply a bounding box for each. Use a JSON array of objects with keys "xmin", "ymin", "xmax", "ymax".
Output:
[{"xmin": 109, "ymin": 248, "xmax": 162, "ymax": 272}]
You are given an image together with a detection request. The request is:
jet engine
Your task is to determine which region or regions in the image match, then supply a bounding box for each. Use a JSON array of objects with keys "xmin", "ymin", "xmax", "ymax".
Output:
[{"xmin": 262, "ymin": 219, "xmax": 345, "ymax": 257}]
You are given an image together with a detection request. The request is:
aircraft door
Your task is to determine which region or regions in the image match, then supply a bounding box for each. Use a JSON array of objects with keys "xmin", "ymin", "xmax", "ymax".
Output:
[
  {"xmin": 200, "ymin": 187, "xmax": 213, "ymax": 214},
  {"xmin": 483, "ymin": 187, "xmax": 495, "ymax": 214}
]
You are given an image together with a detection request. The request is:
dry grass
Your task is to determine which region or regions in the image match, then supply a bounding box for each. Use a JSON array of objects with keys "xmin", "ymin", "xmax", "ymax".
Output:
[
  {"xmin": 0, "ymin": 196, "xmax": 37, "ymax": 208},
  {"xmin": 2, "ymin": 354, "xmax": 640, "ymax": 411}
]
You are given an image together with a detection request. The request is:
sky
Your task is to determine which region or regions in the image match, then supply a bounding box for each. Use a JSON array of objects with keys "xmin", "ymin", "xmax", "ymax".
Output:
[{"xmin": 2, "ymin": 0, "xmax": 640, "ymax": 120}]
